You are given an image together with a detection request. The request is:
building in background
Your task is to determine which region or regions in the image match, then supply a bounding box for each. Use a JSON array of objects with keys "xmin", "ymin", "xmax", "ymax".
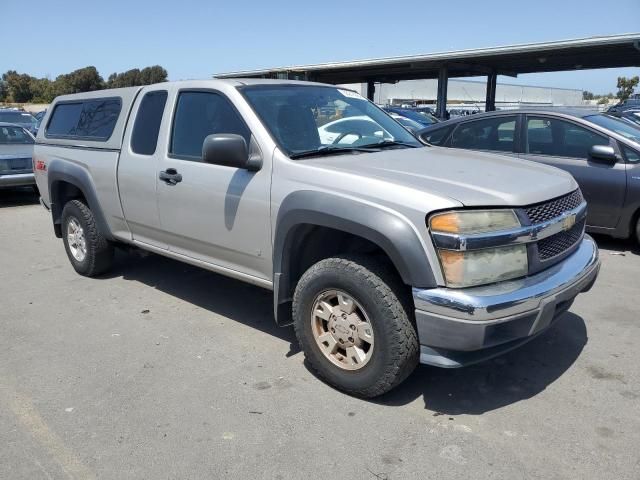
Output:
[{"xmin": 342, "ymin": 78, "xmax": 584, "ymax": 110}]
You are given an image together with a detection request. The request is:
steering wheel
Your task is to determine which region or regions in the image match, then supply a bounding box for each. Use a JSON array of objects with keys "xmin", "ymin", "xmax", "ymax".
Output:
[{"xmin": 332, "ymin": 131, "xmax": 363, "ymax": 144}]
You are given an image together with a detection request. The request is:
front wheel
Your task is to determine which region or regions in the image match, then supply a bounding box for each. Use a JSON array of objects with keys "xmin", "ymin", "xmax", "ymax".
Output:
[
  {"xmin": 293, "ymin": 255, "xmax": 419, "ymax": 398},
  {"xmin": 61, "ymin": 200, "xmax": 114, "ymax": 276}
]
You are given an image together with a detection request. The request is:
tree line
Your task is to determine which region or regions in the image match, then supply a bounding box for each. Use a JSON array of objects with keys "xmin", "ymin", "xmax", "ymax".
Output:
[
  {"xmin": 583, "ymin": 75, "xmax": 639, "ymax": 104},
  {"xmin": 0, "ymin": 65, "xmax": 168, "ymax": 104}
]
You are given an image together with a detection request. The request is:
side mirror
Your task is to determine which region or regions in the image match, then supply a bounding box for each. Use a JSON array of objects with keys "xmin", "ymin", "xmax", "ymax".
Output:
[
  {"xmin": 202, "ymin": 134, "xmax": 261, "ymax": 171},
  {"xmin": 589, "ymin": 145, "xmax": 617, "ymax": 165}
]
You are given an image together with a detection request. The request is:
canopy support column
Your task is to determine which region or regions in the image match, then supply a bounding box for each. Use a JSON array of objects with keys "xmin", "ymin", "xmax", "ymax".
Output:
[
  {"xmin": 436, "ymin": 66, "xmax": 449, "ymax": 119},
  {"xmin": 485, "ymin": 71, "xmax": 497, "ymax": 112},
  {"xmin": 366, "ymin": 81, "xmax": 376, "ymax": 101}
]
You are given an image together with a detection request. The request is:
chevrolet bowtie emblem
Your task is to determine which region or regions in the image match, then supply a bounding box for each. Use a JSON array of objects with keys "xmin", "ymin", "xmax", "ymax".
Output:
[{"xmin": 562, "ymin": 214, "xmax": 577, "ymax": 231}]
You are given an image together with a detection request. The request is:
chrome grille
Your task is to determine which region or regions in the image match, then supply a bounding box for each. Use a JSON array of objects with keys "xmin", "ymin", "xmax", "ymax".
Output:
[
  {"xmin": 537, "ymin": 220, "xmax": 585, "ymax": 261},
  {"xmin": 524, "ymin": 190, "xmax": 583, "ymax": 225}
]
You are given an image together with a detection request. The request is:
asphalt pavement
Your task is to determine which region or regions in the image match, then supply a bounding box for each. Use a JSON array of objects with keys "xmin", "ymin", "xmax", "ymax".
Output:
[{"xmin": 1, "ymin": 187, "xmax": 638, "ymax": 480}]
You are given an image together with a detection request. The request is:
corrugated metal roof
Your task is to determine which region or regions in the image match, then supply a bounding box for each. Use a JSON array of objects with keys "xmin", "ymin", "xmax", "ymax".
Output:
[{"xmin": 215, "ymin": 33, "xmax": 640, "ymax": 83}]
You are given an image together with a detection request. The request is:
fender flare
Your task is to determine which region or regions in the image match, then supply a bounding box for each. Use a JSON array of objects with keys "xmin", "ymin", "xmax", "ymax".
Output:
[
  {"xmin": 273, "ymin": 190, "xmax": 437, "ymax": 324},
  {"xmin": 47, "ymin": 159, "xmax": 113, "ymax": 241}
]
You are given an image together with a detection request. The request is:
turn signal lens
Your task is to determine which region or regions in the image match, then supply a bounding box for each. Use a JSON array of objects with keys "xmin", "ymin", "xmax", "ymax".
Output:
[{"xmin": 430, "ymin": 210, "xmax": 520, "ymax": 234}]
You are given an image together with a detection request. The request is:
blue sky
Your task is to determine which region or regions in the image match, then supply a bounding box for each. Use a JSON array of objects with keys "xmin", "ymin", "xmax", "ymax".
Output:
[{"xmin": 2, "ymin": 0, "xmax": 639, "ymax": 93}]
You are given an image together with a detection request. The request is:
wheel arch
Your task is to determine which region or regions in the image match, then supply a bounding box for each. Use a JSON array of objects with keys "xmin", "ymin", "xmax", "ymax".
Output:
[
  {"xmin": 273, "ymin": 191, "xmax": 437, "ymax": 325},
  {"xmin": 48, "ymin": 160, "xmax": 113, "ymax": 240}
]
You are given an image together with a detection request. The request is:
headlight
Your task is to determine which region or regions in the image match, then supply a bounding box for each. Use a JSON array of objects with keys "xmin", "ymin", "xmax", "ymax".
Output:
[
  {"xmin": 429, "ymin": 210, "xmax": 528, "ymax": 288},
  {"xmin": 437, "ymin": 245, "xmax": 528, "ymax": 288}
]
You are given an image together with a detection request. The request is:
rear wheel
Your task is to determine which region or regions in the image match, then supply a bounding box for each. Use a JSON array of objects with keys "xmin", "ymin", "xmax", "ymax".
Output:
[
  {"xmin": 61, "ymin": 200, "xmax": 114, "ymax": 276},
  {"xmin": 293, "ymin": 254, "xmax": 419, "ymax": 398}
]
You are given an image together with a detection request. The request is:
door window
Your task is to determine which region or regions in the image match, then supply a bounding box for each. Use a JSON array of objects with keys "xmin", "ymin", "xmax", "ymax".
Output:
[
  {"xmin": 170, "ymin": 91, "xmax": 251, "ymax": 160},
  {"xmin": 526, "ymin": 117, "xmax": 609, "ymax": 158},
  {"xmin": 450, "ymin": 117, "xmax": 516, "ymax": 152},
  {"xmin": 622, "ymin": 145, "xmax": 640, "ymax": 163},
  {"xmin": 421, "ymin": 126, "xmax": 454, "ymax": 146},
  {"xmin": 131, "ymin": 91, "xmax": 168, "ymax": 155}
]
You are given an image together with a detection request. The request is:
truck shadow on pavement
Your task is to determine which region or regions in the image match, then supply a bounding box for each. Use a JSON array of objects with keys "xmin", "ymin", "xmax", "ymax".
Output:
[
  {"xmin": 0, "ymin": 188, "xmax": 39, "ymax": 208},
  {"xmin": 374, "ymin": 312, "xmax": 587, "ymax": 414},
  {"xmin": 106, "ymin": 250, "xmax": 301, "ymax": 357},
  {"xmin": 591, "ymin": 233, "xmax": 639, "ymax": 256},
  {"xmin": 107, "ymin": 249, "xmax": 588, "ymax": 415}
]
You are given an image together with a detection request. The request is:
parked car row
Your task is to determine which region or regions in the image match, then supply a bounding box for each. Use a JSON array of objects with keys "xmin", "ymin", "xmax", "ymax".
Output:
[
  {"xmin": 417, "ymin": 109, "xmax": 640, "ymax": 242},
  {"xmin": 0, "ymin": 108, "xmax": 39, "ymax": 135}
]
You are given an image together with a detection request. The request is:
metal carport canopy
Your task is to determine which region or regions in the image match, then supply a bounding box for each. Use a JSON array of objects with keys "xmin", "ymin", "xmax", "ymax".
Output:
[{"xmin": 215, "ymin": 33, "xmax": 640, "ymax": 117}]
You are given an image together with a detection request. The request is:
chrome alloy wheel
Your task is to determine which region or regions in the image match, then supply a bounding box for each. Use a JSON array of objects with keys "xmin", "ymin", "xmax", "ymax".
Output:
[
  {"xmin": 311, "ymin": 290, "xmax": 375, "ymax": 370},
  {"xmin": 67, "ymin": 217, "xmax": 87, "ymax": 262}
]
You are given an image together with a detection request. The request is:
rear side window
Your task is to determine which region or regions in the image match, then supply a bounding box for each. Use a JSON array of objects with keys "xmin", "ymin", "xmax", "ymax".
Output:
[
  {"xmin": 131, "ymin": 91, "xmax": 168, "ymax": 155},
  {"xmin": 46, "ymin": 98, "xmax": 121, "ymax": 141},
  {"xmin": 170, "ymin": 91, "xmax": 250, "ymax": 160}
]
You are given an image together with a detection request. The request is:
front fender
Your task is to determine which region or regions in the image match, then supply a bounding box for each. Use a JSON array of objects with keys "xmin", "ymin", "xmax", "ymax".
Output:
[{"xmin": 273, "ymin": 190, "xmax": 437, "ymax": 324}]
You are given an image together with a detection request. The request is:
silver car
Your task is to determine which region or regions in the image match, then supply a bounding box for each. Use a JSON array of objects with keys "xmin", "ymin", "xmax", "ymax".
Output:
[{"xmin": 0, "ymin": 123, "xmax": 35, "ymax": 189}]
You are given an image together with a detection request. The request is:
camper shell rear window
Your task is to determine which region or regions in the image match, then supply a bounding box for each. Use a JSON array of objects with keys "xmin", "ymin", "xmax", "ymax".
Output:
[{"xmin": 45, "ymin": 97, "xmax": 122, "ymax": 141}]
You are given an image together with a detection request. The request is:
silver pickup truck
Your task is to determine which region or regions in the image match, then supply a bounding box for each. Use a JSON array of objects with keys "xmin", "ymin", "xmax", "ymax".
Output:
[{"xmin": 34, "ymin": 79, "xmax": 600, "ymax": 397}]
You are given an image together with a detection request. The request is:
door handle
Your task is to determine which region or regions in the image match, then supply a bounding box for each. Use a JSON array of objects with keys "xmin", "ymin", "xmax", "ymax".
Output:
[{"xmin": 159, "ymin": 168, "xmax": 182, "ymax": 185}]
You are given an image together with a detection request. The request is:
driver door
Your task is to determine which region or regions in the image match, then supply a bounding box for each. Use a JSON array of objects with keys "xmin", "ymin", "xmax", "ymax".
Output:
[{"xmin": 155, "ymin": 89, "xmax": 272, "ymax": 282}]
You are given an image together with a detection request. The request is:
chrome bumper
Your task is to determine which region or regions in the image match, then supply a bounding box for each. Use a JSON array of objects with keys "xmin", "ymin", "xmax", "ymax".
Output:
[
  {"xmin": 0, "ymin": 173, "xmax": 35, "ymax": 187},
  {"xmin": 413, "ymin": 235, "xmax": 600, "ymax": 367}
]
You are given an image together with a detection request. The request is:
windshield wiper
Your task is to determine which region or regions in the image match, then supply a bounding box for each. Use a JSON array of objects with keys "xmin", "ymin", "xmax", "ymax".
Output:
[
  {"xmin": 289, "ymin": 145, "xmax": 375, "ymax": 159},
  {"xmin": 358, "ymin": 139, "xmax": 420, "ymax": 149}
]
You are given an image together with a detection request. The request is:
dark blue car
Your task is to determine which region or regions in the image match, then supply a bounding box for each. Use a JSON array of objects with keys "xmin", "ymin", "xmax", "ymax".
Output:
[{"xmin": 382, "ymin": 107, "xmax": 439, "ymax": 127}]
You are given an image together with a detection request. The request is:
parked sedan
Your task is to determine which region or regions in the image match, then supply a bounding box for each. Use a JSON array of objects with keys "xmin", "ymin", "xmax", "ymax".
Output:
[
  {"xmin": 0, "ymin": 109, "xmax": 38, "ymax": 135},
  {"xmin": 388, "ymin": 113, "xmax": 423, "ymax": 133},
  {"xmin": 383, "ymin": 107, "xmax": 439, "ymax": 127},
  {"xmin": 0, "ymin": 123, "xmax": 36, "ymax": 189},
  {"xmin": 608, "ymin": 109, "xmax": 640, "ymax": 128},
  {"xmin": 417, "ymin": 109, "xmax": 640, "ymax": 242}
]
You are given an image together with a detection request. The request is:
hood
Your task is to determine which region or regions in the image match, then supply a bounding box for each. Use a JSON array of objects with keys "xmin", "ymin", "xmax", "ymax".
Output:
[{"xmin": 306, "ymin": 146, "xmax": 577, "ymax": 207}]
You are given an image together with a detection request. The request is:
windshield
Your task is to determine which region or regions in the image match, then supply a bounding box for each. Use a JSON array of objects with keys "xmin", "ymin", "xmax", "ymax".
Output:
[
  {"xmin": 586, "ymin": 114, "xmax": 640, "ymax": 144},
  {"xmin": 0, "ymin": 125, "xmax": 34, "ymax": 144},
  {"xmin": 241, "ymin": 85, "xmax": 421, "ymax": 156},
  {"xmin": 394, "ymin": 116, "xmax": 422, "ymax": 130},
  {"xmin": 0, "ymin": 111, "xmax": 37, "ymax": 126},
  {"xmin": 623, "ymin": 112, "xmax": 640, "ymax": 126}
]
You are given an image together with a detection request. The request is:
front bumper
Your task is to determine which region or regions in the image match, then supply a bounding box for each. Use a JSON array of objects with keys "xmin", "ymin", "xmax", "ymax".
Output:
[
  {"xmin": 0, "ymin": 172, "xmax": 35, "ymax": 187},
  {"xmin": 413, "ymin": 235, "xmax": 600, "ymax": 368}
]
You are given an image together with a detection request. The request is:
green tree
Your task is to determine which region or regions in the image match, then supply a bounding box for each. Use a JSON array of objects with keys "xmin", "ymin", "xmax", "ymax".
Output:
[
  {"xmin": 107, "ymin": 65, "xmax": 168, "ymax": 88},
  {"xmin": 139, "ymin": 65, "xmax": 168, "ymax": 85},
  {"xmin": 616, "ymin": 76, "xmax": 639, "ymax": 101},
  {"xmin": 582, "ymin": 91, "xmax": 594, "ymax": 101},
  {"xmin": 30, "ymin": 77, "xmax": 56, "ymax": 103},
  {"xmin": 2, "ymin": 70, "xmax": 34, "ymax": 102},
  {"xmin": 0, "ymin": 78, "xmax": 7, "ymax": 102}
]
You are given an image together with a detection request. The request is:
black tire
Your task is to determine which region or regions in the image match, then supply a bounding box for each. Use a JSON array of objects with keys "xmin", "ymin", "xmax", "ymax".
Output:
[
  {"xmin": 31, "ymin": 184, "xmax": 40, "ymax": 195},
  {"xmin": 293, "ymin": 254, "xmax": 419, "ymax": 398},
  {"xmin": 61, "ymin": 199, "xmax": 114, "ymax": 276}
]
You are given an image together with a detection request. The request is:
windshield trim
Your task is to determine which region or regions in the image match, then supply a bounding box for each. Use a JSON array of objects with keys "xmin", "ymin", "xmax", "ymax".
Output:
[{"xmin": 237, "ymin": 84, "xmax": 421, "ymax": 159}]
